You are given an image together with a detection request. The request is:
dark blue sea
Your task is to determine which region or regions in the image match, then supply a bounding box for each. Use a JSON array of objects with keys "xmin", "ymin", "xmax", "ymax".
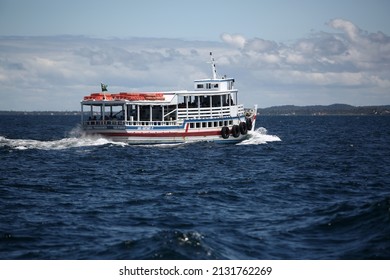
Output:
[{"xmin": 0, "ymin": 115, "xmax": 389, "ymax": 260}]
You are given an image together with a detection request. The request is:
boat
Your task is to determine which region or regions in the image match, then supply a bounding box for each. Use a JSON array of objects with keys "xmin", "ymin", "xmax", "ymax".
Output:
[{"xmin": 80, "ymin": 52, "xmax": 257, "ymax": 144}]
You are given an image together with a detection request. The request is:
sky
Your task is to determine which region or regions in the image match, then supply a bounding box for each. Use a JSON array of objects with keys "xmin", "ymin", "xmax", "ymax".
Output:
[{"xmin": 1, "ymin": 0, "xmax": 390, "ymax": 110}]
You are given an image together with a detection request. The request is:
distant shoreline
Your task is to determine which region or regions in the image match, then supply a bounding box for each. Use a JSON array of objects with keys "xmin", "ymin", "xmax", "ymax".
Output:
[
  {"xmin": 1, "ymin": 104, "xmax": 390, "ymax": 116},
  {"xmin": 0, "ymin": 111, "xmax": 80, "ymax": 116},
  {"xmin": 258, "ymin": 104, "xmax": 390, "ymax": 116}
]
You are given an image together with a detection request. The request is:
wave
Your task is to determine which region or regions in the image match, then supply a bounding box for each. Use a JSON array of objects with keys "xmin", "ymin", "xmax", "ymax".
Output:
[
  {"xmin": 0, "ymin": 135, "xmax": 121, "ymax": 150},
  {"xmin": 237, "ymin": 127, "xmax": 281, "ymax": 145},
  {"xmin": 0, "ymin": 126, "xmax": 281, "ymax": 150},
  {"xmin": 110, "ymin": 230, "xmax": 218, "ymax": 260},
  {"xmin": 0, "ymin": 127, "xmax": 127, "ymax": 151},
  {"xmin": 278, "ymin": 196, "xmax": 390, "ymax": 259}
]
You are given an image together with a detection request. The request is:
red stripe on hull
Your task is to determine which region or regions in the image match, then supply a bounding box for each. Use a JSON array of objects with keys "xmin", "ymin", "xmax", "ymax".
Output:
[{"xmin": 97, "ymin": 130, "xmax": 221, "ymax": 138}]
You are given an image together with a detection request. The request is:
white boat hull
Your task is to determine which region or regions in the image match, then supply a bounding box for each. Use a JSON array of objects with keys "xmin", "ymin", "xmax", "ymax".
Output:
[
  {"xmin": 83, "ymin": 118, "xmax": 255, "ymax": 144},
  {"xmin": 85, "ymin": 132, "xmax": 249, "ymax": 144}
]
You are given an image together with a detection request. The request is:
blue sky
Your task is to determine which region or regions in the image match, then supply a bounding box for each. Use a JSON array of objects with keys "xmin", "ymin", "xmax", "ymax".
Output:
[
  {"xmin": 1, "ymin": 0, "xmax": 389, "ymax": 41},
  {"xmin": 1, "ymin": 0, "xmax": 390, "ymax": 110}
]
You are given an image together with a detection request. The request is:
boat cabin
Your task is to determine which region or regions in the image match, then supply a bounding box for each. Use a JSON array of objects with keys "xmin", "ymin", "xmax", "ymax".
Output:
[
  {"xmin": 194, "ymin": 77, "xmax": 235, "ymax": 91},
  {"xmin": 81, "ymin": 78, "xmax": 241, "ymax": 128}
]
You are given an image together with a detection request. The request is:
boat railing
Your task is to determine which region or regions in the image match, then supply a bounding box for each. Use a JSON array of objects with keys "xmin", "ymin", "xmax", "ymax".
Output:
[
  {"xmin": 83, "ymin": 105, "xmax": 244, "ymax": 127},
  {"xmin": 124, "ymin": 120, "xmax": 179, "ymax": 126},
  {"xmin": 83, "ymin": 120, "xmax": 179, "ymax": 127},
  {"xmin": 84, "ymin": 120, "xmax": 126, "ymax": 126},
  {"xmin": 164, "ymin": 108, "xmax": 177, "ymax": 119},
  {"xmin": 177, "ymin": 104, "xmax": 244, "ymax": 119}
]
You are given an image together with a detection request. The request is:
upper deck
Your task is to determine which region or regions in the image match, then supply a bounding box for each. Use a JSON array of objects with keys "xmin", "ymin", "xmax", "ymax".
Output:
[{"xmin": 81, "ymin": 52, "xmax": 244, "ymax": 127}]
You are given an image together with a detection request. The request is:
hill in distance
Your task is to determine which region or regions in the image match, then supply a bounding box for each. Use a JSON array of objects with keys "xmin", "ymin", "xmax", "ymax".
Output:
[{"xmin": 258, "ymin": 104, "xmax": 390, "ymax": 116}]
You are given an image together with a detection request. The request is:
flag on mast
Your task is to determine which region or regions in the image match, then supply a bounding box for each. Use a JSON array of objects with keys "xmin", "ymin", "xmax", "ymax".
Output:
[{"xmin": 101, "ymin": 83, "xmax": 108, "ymax": 92}]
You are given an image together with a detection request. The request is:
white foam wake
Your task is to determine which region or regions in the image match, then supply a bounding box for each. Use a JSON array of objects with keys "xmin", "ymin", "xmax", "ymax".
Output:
[
  {"xmin": 0, "ymin": 135, "xmax": 126, "ymax": 151},
  {"xmin": 0, "ymin": 125, "xmax": 129, "ymax": 151},
  {"xmin": 0, "ymin": 126, "xmax": 281, "ymax": 150},
  {"xmin": 237, "ymin": 127, "xmax": 281, "ymax": 145}
]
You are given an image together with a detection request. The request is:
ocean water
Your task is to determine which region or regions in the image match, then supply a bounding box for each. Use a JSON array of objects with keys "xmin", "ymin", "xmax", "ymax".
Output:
[{"xmin": 0, "ymin": 115, "xmax": 389, "ymax": 260}]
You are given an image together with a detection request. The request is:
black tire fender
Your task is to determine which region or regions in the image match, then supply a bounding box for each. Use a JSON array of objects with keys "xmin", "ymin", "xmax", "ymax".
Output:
[
  {"xmin": 232, "ymin": 124, "xmax": 240, "ymax": 138},
  {"xmin": 221, "ymin": 126, "xmax": 230, "ymax": 139},
  {"xmin": 239, "ymin": 122, "xmax": 248, "ymax": 135}
]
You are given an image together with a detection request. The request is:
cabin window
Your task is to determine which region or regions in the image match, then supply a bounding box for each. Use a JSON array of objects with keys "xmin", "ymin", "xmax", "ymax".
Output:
[
  {"xmin": 229, "ymin": 120, "xmax": 233, "ymax": 125},
  {"xmin": 213, "ymin": 83, "xmax": 219, "ymax": 88},
  {"xmin": 139, "ymin": 105, "xmax": 151, "ymax": 121},
  {"xmin": 197, "ymin": 84, "xmax": 204, "ymax": 89},
  {"xmin": 214, "ymin": 121, "xmax": 218, "ymax": 127},
  {"xmin": 127, "ymin": 104, "xmax": 137, "ymax": 121},
  {"xmin": 190, "ymin": 123, "xmax": 195, "ymax": 129},
  {"xmin": 206, "ymin": 83, "xmax": 211, "ymax": 89},
  {"xmin": 202, "ymin": 122, "xmax": 207, "ymax": 128},
  {"xmin": 211, "ymin": 96, "xmax": 220, "ymax": 107},
  {"xmin": 196, "ymin": 122, "xmax": 201, "ymax": 128},
  {"xmin": 198, "ymin": 96, "xmax": 206, "ymax": 108}
]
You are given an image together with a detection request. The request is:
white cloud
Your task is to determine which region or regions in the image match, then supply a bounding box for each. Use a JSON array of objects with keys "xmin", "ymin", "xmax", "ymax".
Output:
[
  {"xmin": 221, "ymin": 33, "xmax": 246, "ymax": 49},
  {"xmin": 328, "ymin": 18, "xmax": 362, "ymax": 42},
  {"xmin": 221, "ymin": 18, "xmax": 390, "ymax": 105},
  {"xmin": 284, "ymin": 52, "xmax": 307, "ymax": 65},
  {"xmin": 245, "ymin": 38, "xmax": 278, "ymax": 53},
  {"xmin": 0, "ymin": 37, "xmax": 223, "ymax": 110},
  {"xmin": 1, "ymin": 19, "xmax": 390, "ymax": 110}
]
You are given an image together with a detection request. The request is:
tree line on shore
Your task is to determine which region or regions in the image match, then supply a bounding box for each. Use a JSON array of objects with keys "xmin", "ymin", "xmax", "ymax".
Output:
[{"xmin": 258, "ymin": 104, "xmax": 390, "ymax": 115}]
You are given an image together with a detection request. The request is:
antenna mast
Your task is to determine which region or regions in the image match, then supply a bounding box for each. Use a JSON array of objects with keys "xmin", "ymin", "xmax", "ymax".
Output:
[{"xmin": 210, "ymin": 52, "xmax": 217, "ymax": 79}]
